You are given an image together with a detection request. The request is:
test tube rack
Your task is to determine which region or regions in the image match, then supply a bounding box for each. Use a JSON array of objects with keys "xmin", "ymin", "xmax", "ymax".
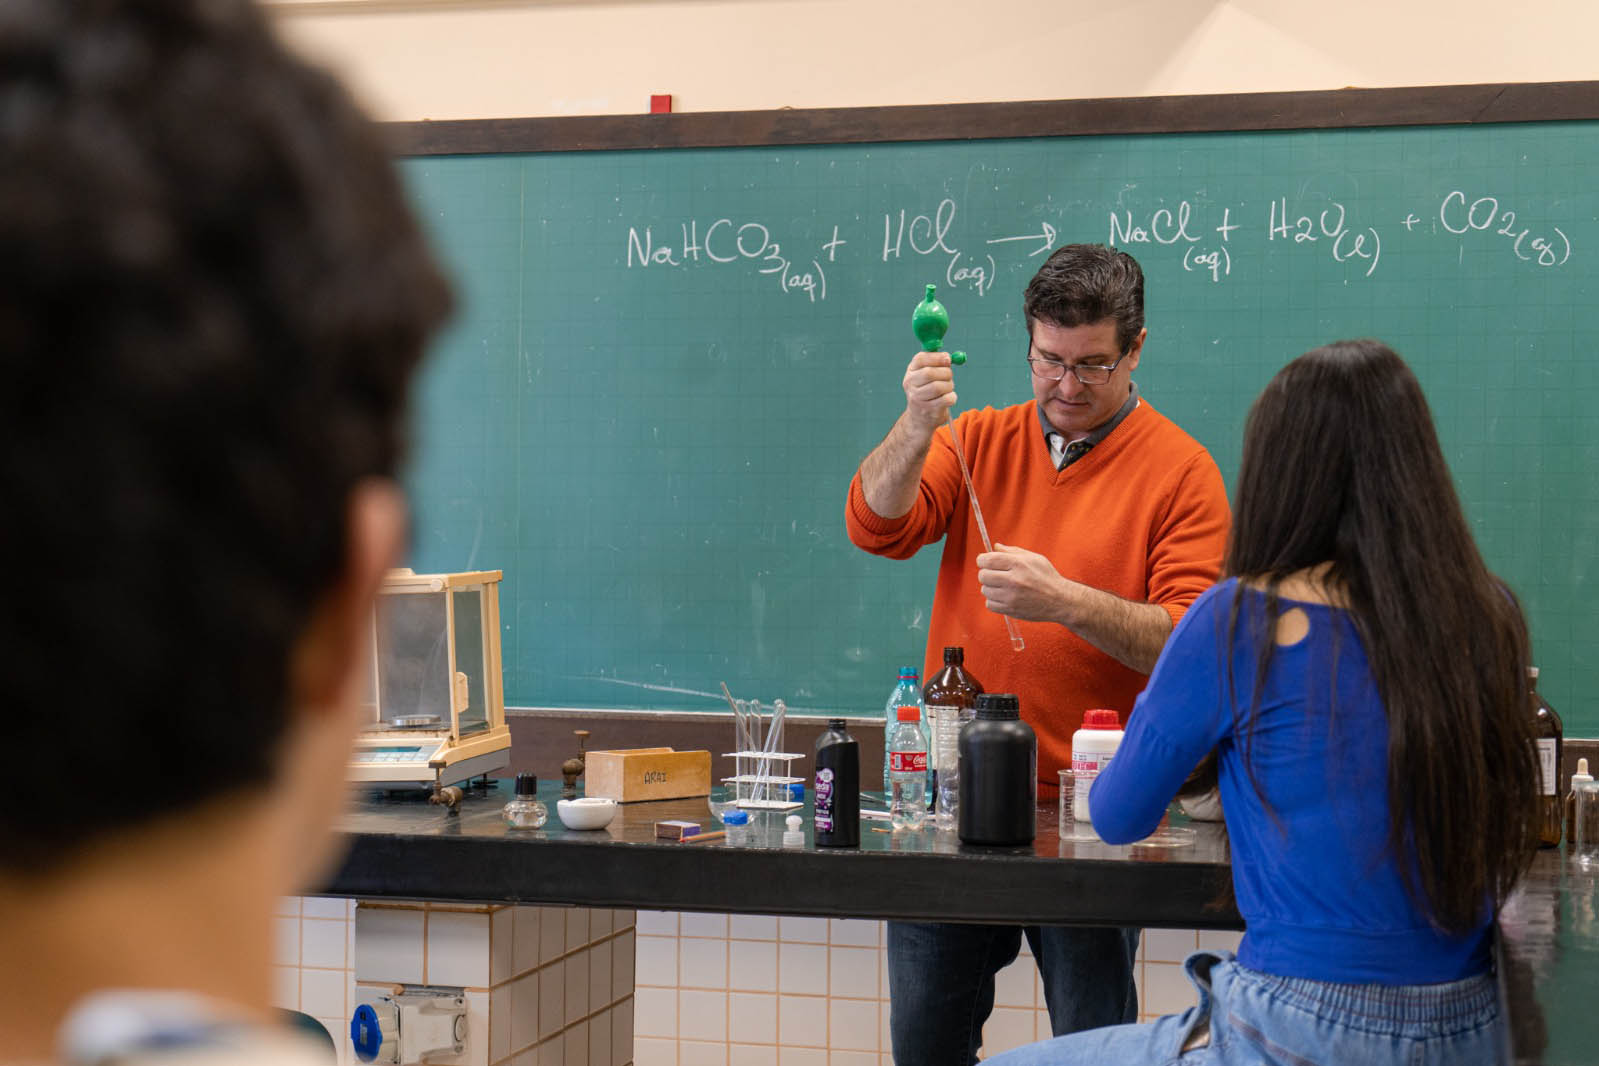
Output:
[{"xmin": 721, "ymin": 751, "xmax": 805, "ymax": 811}]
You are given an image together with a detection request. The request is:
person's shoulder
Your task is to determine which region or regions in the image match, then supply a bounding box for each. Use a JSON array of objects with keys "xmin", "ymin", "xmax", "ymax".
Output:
[
  {"xmin": 113, "ymin": 1034, "xmax": 332, "ymax": 1066},
  {"xmin": 963, "ymin": 401, "xmax": 1034, "ymax": 425},
  {"xmin": 955, "ymin": 401, "xmax": 1036, "ymax": 438},
  {"xmin": 1128, "ymin": 399, "xmax": 1215, "ymax": 459},
  {"xmin": 57, "ymin": 993, "xmax": 334, "ymax": 1066},
  {"xmin": 1174, "ymin": 578, "xmax": 1239, "ymax": 632}
]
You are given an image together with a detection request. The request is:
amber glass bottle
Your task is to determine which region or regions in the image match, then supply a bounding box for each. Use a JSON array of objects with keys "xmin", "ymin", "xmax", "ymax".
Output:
[
  {"xmin": 923, "ymin": 646, "xmax": 984, "ymax": 815},
  {"xmin": 1531, "ymin": 666, "xmax": 1563, "ymax": 849}
]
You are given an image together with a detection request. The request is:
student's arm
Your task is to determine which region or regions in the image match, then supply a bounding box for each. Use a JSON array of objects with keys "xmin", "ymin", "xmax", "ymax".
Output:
[{"xmin": 1089, "ymin": 587, "xmax": 1232, "ymax": 843}]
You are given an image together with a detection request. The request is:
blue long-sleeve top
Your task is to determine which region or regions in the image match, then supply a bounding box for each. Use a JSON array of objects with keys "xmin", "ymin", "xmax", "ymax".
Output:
[{"xmin": 1090, "ymin": 578, "xmax": 1492, "ymax": 984}]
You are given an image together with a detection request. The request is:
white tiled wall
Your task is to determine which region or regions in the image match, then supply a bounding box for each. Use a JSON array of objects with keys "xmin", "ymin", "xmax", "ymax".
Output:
[
  {"xmin": 274, "ymin": 899, "xmax": 1240, "ymax": 1065},
  {"xmin": 274, "ymin": 898, "xmax": 635, "ymax": 1066},
  {"xmin": 630, "ymin": 912, "xmax": 1242, "ymax": 1066},
  {"xmin": 274, "ymin": 895, "xmax": 358, "ymax": 1057}
]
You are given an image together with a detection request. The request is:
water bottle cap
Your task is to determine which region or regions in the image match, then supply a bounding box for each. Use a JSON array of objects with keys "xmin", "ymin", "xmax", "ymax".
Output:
[
  {"xmin": 898, "ymin": 666, "xmax": 920, "ymax": 679},
  {"xmin": 974, "ymin": 693, "xmax": 1019, "ymax": 719},
  {"xmin": 896, "ymin": 705, "xmax": 921, "ymax": 722},
  {"xmin": 1083, "ymin": 708, "xmax": 1121, "ymax": 729}
]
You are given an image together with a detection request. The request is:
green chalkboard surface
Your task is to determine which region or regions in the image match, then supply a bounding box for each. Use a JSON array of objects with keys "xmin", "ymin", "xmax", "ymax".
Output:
[{"xmin": 396, "ymin": 109, "xmax": 1597, "ymax": 732}]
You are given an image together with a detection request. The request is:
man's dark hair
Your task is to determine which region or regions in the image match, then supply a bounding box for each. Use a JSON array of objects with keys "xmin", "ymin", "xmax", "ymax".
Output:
[
  {"xmin": 0, "ymin": 0, "xmax": 452, "ymax": 869},
  {"xmin": 1022, "ymin": 244, "xmax": 1145, "ymax": 353}
]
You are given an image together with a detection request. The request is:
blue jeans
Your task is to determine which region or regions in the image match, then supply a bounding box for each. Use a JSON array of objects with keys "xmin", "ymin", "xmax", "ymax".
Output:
[
  {"xmin": 983, "ymin": 951, "xmax": 1504, "ymax": 1066},
  {"xmin": 886, "ymin": 922, "xmax": 1140, "ymax": 1066}
]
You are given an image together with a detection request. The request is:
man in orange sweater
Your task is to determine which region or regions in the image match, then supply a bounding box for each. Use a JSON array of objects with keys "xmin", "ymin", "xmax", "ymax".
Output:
[{"xmin": 846, "ymin": 244, "xmax": 1229, "ymax": 1064}]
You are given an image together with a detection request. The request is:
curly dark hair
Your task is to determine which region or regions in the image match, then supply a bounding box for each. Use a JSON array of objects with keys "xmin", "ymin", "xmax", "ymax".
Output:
[
  {"xmin": 1022, "ymin": 243, "xmax": 1145, "ymax": 353},
  {"xmin": 0, "ymin": 0, "xmax": 452, "ymax": 869}
]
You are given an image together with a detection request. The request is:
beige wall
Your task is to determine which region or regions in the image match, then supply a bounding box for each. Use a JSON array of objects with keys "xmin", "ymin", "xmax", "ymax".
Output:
[{"xmin": 268, "ymin": 0, "xmax": 1595, "ymax": 123}]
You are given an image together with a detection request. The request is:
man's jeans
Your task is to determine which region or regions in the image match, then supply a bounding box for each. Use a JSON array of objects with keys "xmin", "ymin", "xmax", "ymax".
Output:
[{"xmin": 886, "ymin": 921, "xmax": 1140, "ymax": 1066}]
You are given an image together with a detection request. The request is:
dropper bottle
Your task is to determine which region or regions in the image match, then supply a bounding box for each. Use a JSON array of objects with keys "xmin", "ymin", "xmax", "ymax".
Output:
[{"xmin": 503, "ymin": 773, "xmax": 548, "ymax": 829}]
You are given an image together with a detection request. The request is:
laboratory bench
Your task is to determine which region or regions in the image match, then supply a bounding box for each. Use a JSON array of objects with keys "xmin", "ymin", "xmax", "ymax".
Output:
[{"xmin": 321, "ymin": 778, "xmax": 1591, "ymax": 1064}]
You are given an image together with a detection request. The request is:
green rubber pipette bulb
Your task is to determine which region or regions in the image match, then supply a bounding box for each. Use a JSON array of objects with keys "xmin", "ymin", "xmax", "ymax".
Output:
[{"xmin": 911, "ymin": 284, "xmax": 965, "ymax": 364}]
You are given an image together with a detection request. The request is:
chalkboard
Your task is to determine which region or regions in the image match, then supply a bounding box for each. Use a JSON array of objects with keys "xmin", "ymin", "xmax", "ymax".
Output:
[{"xmin": 394, "ymin": 89, "xmax": 1598, "ymax": 733}]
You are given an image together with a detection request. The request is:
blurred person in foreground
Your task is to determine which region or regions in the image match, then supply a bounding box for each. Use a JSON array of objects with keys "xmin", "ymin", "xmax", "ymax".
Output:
[{"xmin": 0, "ymin": 1, "xmax": 451, "ymax": 1062}]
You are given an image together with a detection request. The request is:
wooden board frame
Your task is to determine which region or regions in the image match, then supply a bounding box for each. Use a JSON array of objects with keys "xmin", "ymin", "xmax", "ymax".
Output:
[{"xmin": 386, "ymin": 82, "xmax": 1599, "ymax": 157}]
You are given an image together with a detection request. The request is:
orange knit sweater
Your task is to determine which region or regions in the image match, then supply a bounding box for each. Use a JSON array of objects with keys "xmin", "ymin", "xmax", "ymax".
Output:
[{"xmin": 846, "ymin": 399, "xmax": 1230, "ymax": 788}]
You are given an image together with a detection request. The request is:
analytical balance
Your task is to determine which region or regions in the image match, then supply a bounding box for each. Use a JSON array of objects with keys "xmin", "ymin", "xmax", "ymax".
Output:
[{"xmin": 347, "ymin": 568, "xmax": 512, "ymax": 790}]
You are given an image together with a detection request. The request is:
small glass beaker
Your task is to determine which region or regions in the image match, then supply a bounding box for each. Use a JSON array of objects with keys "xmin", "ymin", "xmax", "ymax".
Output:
[
  {"xmin": 1132, "ymin": 805, "xmax": 1196, "ymax": 849},
  {"xmin": 1058, "ymin": 768, "xmax": 1100, "ymax": 841}
]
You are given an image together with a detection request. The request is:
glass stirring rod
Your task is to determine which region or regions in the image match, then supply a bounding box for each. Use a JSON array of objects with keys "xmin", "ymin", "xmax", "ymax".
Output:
[{"xmin": 912, "ymin": 284, "xmax": 1025, "ymax": 652}]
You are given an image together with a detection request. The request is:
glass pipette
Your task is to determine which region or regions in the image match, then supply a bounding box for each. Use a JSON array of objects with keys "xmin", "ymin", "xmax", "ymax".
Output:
[
  {"xmin": 912, "ymin": 284, "xmax": 1025, "ymax": 652},
  {"xmin": 946, "ymin": 415, "xmax": 1025, "ymax": 651}
]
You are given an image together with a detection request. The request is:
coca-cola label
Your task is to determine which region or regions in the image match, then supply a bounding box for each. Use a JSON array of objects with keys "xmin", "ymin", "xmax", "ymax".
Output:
[{"xmin": 890, "ymin": 751, "xmax": 928, "ymax": 774}]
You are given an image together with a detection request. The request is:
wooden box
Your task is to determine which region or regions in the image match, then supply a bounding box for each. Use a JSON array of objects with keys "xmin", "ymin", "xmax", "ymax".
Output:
[{"xmin": 585, "ymin": 747, "xmax": 712, "ymax": 803}]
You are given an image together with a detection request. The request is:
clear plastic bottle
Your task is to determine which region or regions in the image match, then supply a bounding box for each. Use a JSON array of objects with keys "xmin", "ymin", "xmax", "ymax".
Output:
[
  {"xmin": 722, "ymin": 808, "xmax": 750, "ymax": 845},
  {"xmin": 502, "ymin": 773, "xmax": 548, "ymax": 829},
  {"xmin": 883, "ymin": 666, "xmax": 923, "ymax": 794},
  {"xmin": 888, "ymin": 705, "xmax": 928, "ymax": 831},
  {"xmin": 924, "ymin": 646, "xmax": 984, "ymax": 823},
  {"xmin": 1568, "ymin": 759, "xmax": 1598, "ymax": 867}
]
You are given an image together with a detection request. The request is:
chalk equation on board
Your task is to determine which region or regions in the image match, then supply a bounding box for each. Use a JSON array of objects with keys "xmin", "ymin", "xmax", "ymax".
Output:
[{"xmin": 623, "ymin": 188, "xmax": 1573, "ymax": 300}]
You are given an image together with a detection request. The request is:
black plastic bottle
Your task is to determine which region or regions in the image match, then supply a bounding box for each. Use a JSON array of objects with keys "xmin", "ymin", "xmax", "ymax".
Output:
[
  {"xmin": 814, "ymin": 718, "xmax": 861, "ymax": 847},
  {"xmin": 958, "ymin": 694, "xmax": 1037, "ymax": 846}
]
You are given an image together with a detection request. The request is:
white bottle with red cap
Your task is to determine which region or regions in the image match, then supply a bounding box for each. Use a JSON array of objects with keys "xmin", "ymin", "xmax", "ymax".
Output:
[{"xmin": 1070, "ymin": 709, "xmax": 1124, "ymax": 823}]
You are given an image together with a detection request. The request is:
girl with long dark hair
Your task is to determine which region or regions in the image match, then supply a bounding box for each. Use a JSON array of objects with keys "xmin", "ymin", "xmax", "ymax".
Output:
[{"xmin": 988, "ymin": 339, "xmax": 1538, "ymax": 1065}]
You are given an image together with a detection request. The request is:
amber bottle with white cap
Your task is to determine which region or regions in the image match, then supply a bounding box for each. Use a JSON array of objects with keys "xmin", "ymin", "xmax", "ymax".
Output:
[{"xmin": 1531, "ymin": 667, "xmax": 1563, "ymax": 849}]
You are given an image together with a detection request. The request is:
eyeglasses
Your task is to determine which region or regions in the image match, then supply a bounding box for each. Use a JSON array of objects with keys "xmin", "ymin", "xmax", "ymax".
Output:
[{"xmin": 1027, "ymin": 350, "xmax": 1129, "ymax": 386}]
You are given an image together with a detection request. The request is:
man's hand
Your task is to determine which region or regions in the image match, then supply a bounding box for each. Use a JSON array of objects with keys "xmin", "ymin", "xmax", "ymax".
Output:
[
  {"xmin": 978, "ymin": 542, "xmax": 1175, "ymax": 673},
  {"xmin": 902, "ymin": 350, "xmax": 957, "ymax": 434},
  {"xmin": 976, "ymin": 543, "xmax": 1070, "ymax": 624}
]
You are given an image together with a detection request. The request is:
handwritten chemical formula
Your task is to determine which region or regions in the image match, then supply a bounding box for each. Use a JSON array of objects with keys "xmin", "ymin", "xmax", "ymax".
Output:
[{"xmin": 624, "ymin": 188, "xmax": 1575, "ymax": 302}]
